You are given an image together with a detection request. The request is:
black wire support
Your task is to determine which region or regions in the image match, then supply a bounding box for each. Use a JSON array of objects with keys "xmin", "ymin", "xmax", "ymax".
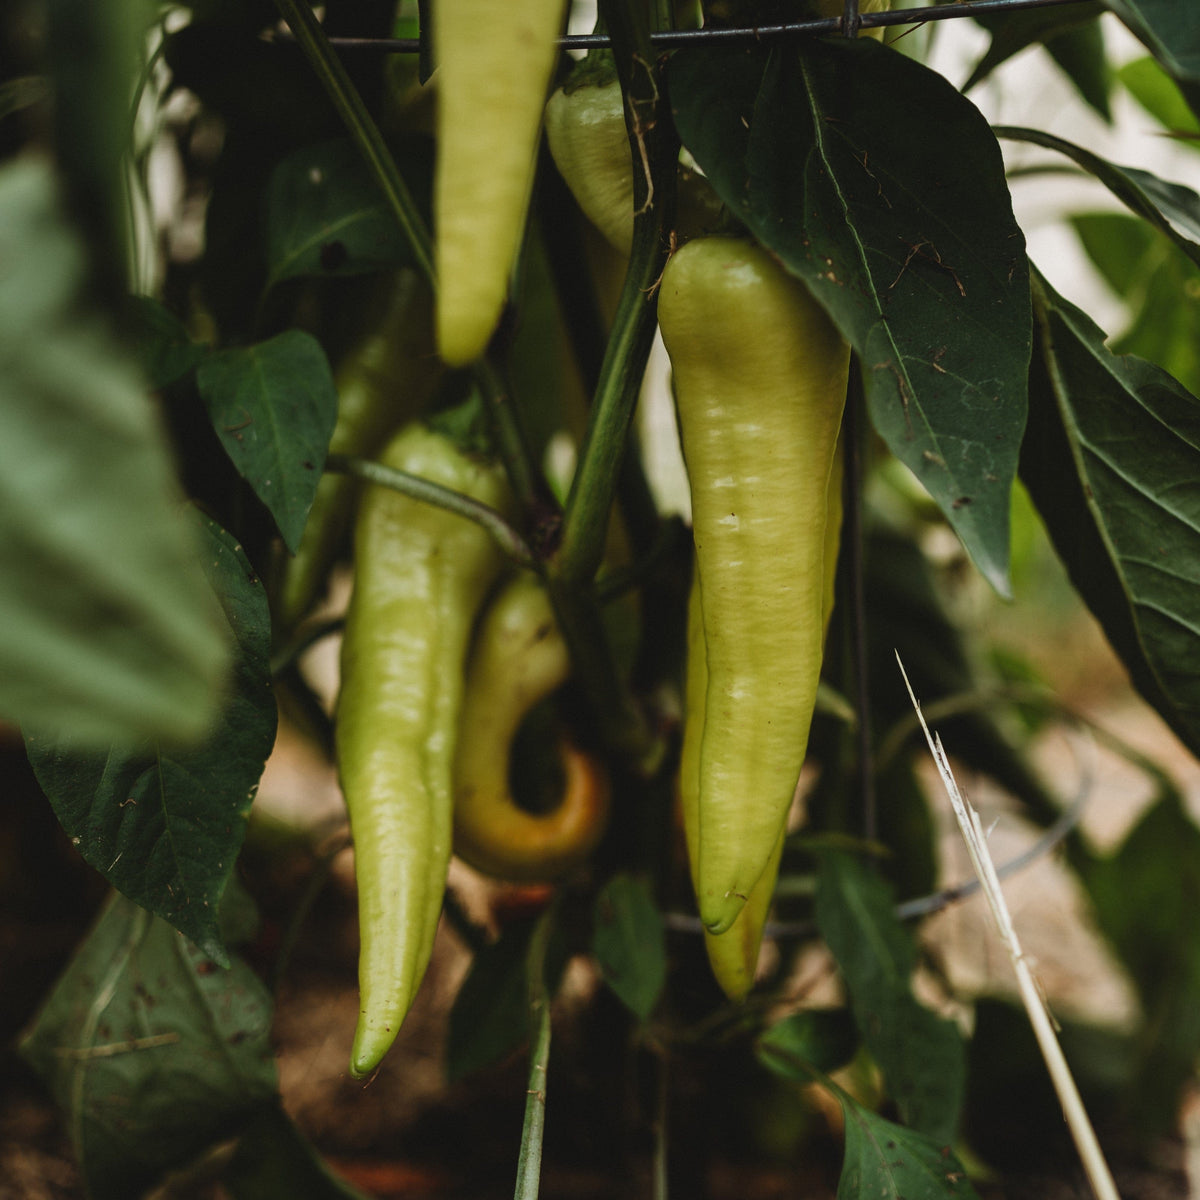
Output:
[{"xmin": 303, "ymin": 0, "xmax": 1100, "ymax": 54}]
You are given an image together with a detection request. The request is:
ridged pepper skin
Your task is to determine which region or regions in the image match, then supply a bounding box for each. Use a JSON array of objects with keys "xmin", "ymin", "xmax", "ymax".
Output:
[
  {"xmin": 453, "ymin": 571, "xmax": 610, "ymax": 882},
  {"xmin": 432, "ymin": 0, "xmax": 567, "ymax": 366},
  {"xmin": 659, "ymin": 237, "xmax": 849, "ymax": 936},
  {"xmin": 336, "ymin": 422, "xmax": 511, "ymax": 1077},
  {"xmin": 683, "ymin": 436, "xmax": 844, "ymax": 999}
]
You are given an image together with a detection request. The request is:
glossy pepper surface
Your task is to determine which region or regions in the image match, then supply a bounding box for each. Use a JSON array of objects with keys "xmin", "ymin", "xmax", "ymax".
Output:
[
  {"xmin": 336, "ymin": 421, "xmax": 511, "ymax": 1077},
  {"xmin": 432, "ymin": 0, "xmax": 566, "ymax": 366},
  {"xmin": 659, "ymin": 236, "xmax": 849, "ymax": 936}
]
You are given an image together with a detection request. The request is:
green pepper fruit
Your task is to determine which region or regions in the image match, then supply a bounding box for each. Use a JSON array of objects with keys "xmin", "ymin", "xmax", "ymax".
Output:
[
  {"xmin": 433, "ymin": 0, "xmax": 567, "ymax": 366},
  {"xmin": 276, "ymin": 271, "xmax": 442, "ymax": 633},
  {"xmin": 682, "ymin": 436, "xmax": 844, "ymax": 999},
  {"xmin": 336, "ymin": 421, "xmax": 512, "ymax": 1077},
  {"xmin": 660, "ymin": 237, "xmax": 849, "ymax": 937}
]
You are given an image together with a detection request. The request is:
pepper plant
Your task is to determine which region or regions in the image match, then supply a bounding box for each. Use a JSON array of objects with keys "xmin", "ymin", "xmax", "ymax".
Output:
[{"xmin": 3, "ymin": 0, "xmax": 1200, "ymax": 1196}]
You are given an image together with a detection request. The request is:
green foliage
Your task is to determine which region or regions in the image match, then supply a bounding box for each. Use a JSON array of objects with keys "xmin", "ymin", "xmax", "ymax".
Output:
[
  {"xmin": 592, "ymin": 873, "xmax": 666, "ymax": 1020},
  {"xmin": 1073, "ymin": 213, "xmax": 1200, "ymax": 396},
  {"xmin": 1077, "ymin": 790, "xmax": 1200, "ymax": 1134},
  {"xmin": 758, "ymin": 1033, "xmax": 979, "ymax": 1199},
  {"xmin": 0, "ymin": 159, "xmax": 230, "ymax": 749},
  {"xmin": 1022, "ymin": 270, "xmax": 1200, "ymax": 764},
  {"xmin": 265, "ymin": 137, "xmax": 434, "ymax": 289},
  {"xmin": 815, "ymin": 853, "xmax": 966, "ymax": 1145},
  {"xmin": 197, "ymin": 331, "xmax": 339, "ymax": 552},
  {"xmin": 26, "ymin": 519, "xmax": 277, "ymax": 964},
  {"xmin": 10, "ymin": 0, "xmax": 1200, "ymax": 1192},
  {"xmin": 19, "ymin": 891, "xmax": 278, "ymax": 1200}
]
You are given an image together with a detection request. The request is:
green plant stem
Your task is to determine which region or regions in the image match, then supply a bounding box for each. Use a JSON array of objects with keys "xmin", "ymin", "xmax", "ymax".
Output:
[
  {"xmin": 325, "ymin": 453, "xmax": 536, "ymax": 568},
  {"xmin": 272, "ymin": 0, "xmax": 435, "ymax": 286},
  {"xmin": 275, "ymin": 0, "xmax": 658, "ymax": 772},
  {"xmin": 514, "ymin": 909, "xmax": 555, "ymax": 1200},
  {"xmin": 274, "ymin": 0, "xmax": 550, "ymax": 525},
  {"xmin": 556, "ymin": 0, "xmax": 678, "ymax": 585}
]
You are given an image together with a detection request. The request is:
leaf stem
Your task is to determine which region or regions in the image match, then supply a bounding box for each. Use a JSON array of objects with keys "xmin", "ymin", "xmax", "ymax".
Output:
[
  {"xmin": 555, "ymin": 0, "xmax": 678, "ymax": 584},
  {"xmin": 271, "ymin": 0, "xmax": 435, "ymax": 286},
  {"xmin": 514, "ymin": 908, "xmax": 555, "ymax": 1200},
  {"xmin": 325, "ymin": 453, "xmax": 536, "ymax": 568}
]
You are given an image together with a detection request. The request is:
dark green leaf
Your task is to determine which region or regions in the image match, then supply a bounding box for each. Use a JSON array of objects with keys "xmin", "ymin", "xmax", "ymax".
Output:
[
  {"xmin": 815, "ymin": 853, "xmax": 965, "ymax": 1143},
  {"xmin": 758, "ymin": 1008, "xmax": 860, "ymax": 1076},
  {"xmin": 996, "ymin": 126, "xmax": 1200, "ymax": 268},
  {"xmin": 757, "ymin": 1035, "xmax": 978, "ymax": 1200},
  {"xmin": 26, "ymin": 518, "xmax": 277, "ymax": 964},
  {"xmin": 1020, "ymin": 269, "xmax": 1200, "ymax": 762},
  {"xmin": 447, "ymin": 920, "xmax": 536, "ymax": 1082},
  {"xmin": 1073, "ymin": 214, "xmax": 1200, "ymax": 398},
  {"xmin": 965, "ymin": 997, "xmax": 1137, "ymax": 1166},
  {"xmin": 1071, "ymin": 211, "xmax": 1159, "ymax": 296},
  {"xmin": 670, "ymin": 38, "xmax": 1030, "ymax": 595},
  {"xmin": 264, "ymin": 138, "xmax": 432, "ymax": 289},
  {"xmin": 838, "ymin": 1097, "xmax": 979, "ymax": 1200},
  {"xmin": 18, "ymin": 893, "xmax": 277, "ymax": 1200},
  {"xmin": 0, "ymin": 159, "xmax": 230, "ymax": 749},
  {"xmin": 46, "ymin": 0, "xmax": 148, "ymax": 302},
  {"xmin": 1077, "ymin": 790, "xmax": 1200, "ymax": 1135},
  {"xmin": 224, "ymin": 1101, "xmax": 371, "ymax": 1200},
  {"xmin": 447, "ymin": 912, "xmax": 570, "ymax": 1082},
  {"xmin": 1119, "ymin": 55, "xmax": 1200, "ymax": 138},
  {"xmin": 962, "ymin": 5, "xmax": 1109, "ymax": 121},
  {"xmin": 197, "ymin": 330, "xmax": 338, "ymax": 552},
  {"xmin": 123, "ymin": 295, "xmax": 210, "ymax": 390},
  {"xmin": 1044, "ymin": 20, "xmax": 1114, "ymax": 122},
  {"xmin": 592, "ymin": 874, "xmax": 666, "ymax": 1020},
  {"xmin": 1105, "ymin": 0, "xmax": 1200, "ymax": 120}
]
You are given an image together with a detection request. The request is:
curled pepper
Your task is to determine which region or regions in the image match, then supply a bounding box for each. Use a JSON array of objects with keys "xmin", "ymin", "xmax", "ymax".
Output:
[
  {"xmin": 453, "ymin": 571, "xmax": 610, "ymax": 883},
  {"xmin": 659, "ymin": 236, "xmax": 850, "ymax": 937},
  {"xmin": 336, "ymin": 421, "xmax": 512, "ymax": 1076}
]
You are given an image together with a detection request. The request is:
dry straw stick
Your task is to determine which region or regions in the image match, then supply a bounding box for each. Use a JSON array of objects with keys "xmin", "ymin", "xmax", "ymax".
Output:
[{"xmin": 896, "ymin": 652, "xmax": 1120, "ymax": 1200}]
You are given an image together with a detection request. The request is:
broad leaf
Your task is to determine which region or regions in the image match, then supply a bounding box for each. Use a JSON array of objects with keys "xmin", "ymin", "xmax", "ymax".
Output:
[
  {"xmin": 0, "ymin": 158, "xmax": 229, "ymax": 749},
  {"xmin": 815, "ymin": 853, "xmax": 965, "ymax": 1144},
  {"xmin": 996, "ymin": 126, "xmax": 1200, "ymax": 267},
  {"xmin": 1105, "ymin": 0, "xmax": 1200, "ymax": 120},
  {"xmin": 962, "ymin": 5, "xmax": 1110, "ymax": 122},
  {"xmin": 447, "ymin": 920, "xmax": 536, "ymax": 1082},
  {"xmin": 19, "ymin": 892, "xmax": 277, "ymax": 1200},
  {"xmin": 1077, "ymin": 790, "xmax": 1200, "ymax": 1135},
  {"xmin": 758, "ymin": 1033, "xmax": 978, "ymax": 1199},
  {"xmin": 758, "ymin": 1009, "xmax": 859, "ymax": 1076},
  {"xmin": 197, "ymin": 330, "xmax": 338, "ymax": 552},
  {"xmin": 224, "ymin": 1101, "xmax": 372, "ymax": 1200},
  {"xmin": 1020, "ymin": 270, "xmax": 1200, "ymax": 761},
  {"xmin": 124, "ymin": 295, "xmax": 209, "ymax": 390},
  {"xmin": 592, "ymin": 874, "xmax": 666, "ymax": 1020},
  {"xmin": 670, "ymin": 38, "xmax": 1030, "ymax": 595},
  {"xmin": 1073, "ymin": 213, "xmax": 1200, "ymax": 397},
  {"xmin": 264, "ymin": 137, "xmax": 432, "ymax": 289},
  {"xmin": 838, "ymin": 1098, "xmax": 979, "ymax": 1200},
  {"xmin": 1120, "ymin": 55, "xmax": 1200, "ymax": 139},
  {"xmin": 26, "ymin": 518, "xmax": 277, "ymax": 964}
]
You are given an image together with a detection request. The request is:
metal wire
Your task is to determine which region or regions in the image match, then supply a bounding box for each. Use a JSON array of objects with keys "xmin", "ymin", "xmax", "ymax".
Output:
[{"xmin": 307, "ymin": 0, "xmax": 1101, "ymax": 54}]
